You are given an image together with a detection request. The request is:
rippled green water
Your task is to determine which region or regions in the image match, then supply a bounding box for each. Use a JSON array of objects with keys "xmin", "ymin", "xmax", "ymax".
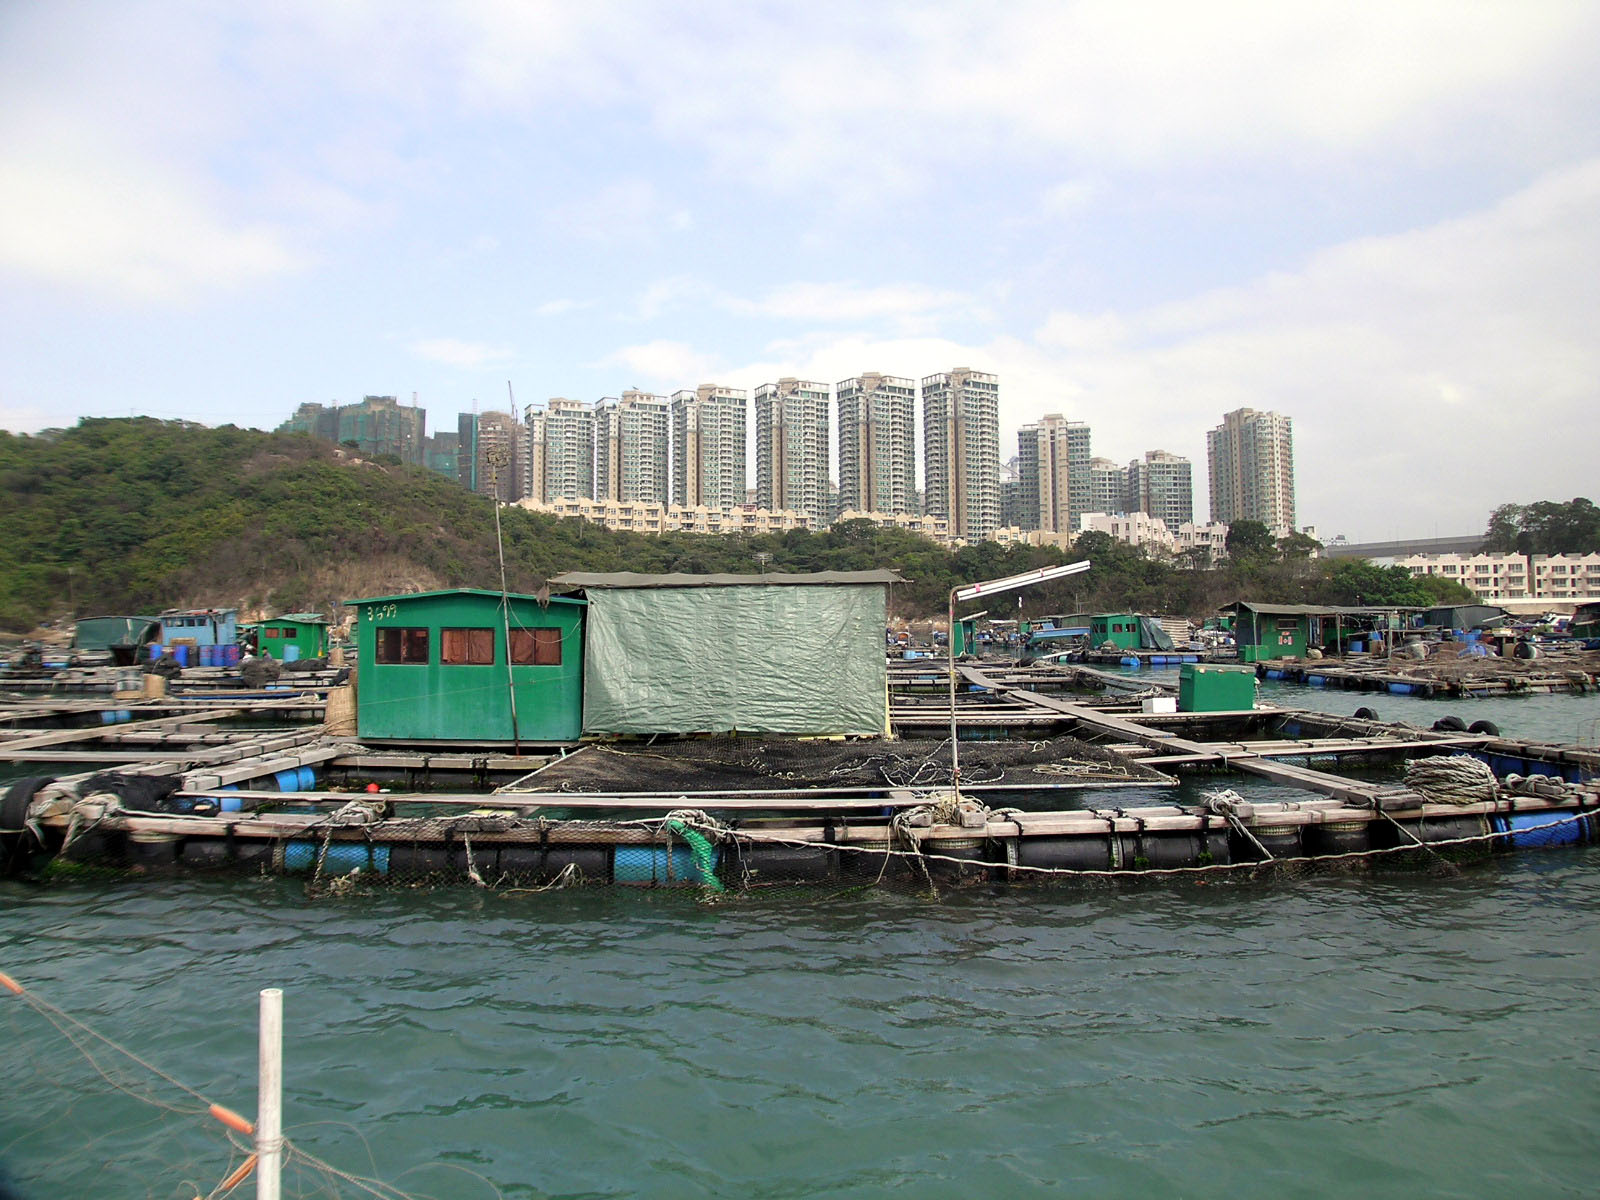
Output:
[
  {"xmin": 5, "ymin": 858, "xmax": 1600, "ymax": 1199},
  {"xmin": 5, "ymin": 682, "xmax": 1600, "ymax": 1197}
]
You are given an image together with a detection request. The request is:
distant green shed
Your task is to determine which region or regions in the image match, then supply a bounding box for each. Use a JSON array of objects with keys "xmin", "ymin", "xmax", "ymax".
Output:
[
  {"xmin": 346, "ymin": 588, "xmax": 586, "ymax": 745},
  {"xmin": 257, "ymin": 612, "xmax": 331, "ymax": 661},
  {"xmin": 1090, "ymin": 613, "xmax": 1142, "ymax": 651}
]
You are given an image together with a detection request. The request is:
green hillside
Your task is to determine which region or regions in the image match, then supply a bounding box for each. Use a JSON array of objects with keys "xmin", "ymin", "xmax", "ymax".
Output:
[{"xmin": 0, "ymin": 418, "xmax": 1471, "ymax": 632}]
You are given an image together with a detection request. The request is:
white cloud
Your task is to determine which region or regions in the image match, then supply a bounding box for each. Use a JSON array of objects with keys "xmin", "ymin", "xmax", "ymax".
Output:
[
  {"xmin": 410, "ymin": 338, "xmax": 517, "ymax": 369},
  {"xmin": 546, "ymin": 179, "xmax": 692, "ymax": 243},
  {"xmin": 603, "ymin": 340, "xmax": 722, "ymax": 386},
  {"xmin": 634, "ymin": 162, "xmax": 1597, "ymax": 538},
  {"xmin": 534, "ymin": 298, "xmax": 592, "ymax": 317},
  {"xmin": 0, "ymin": 154, "xmax": 304, "ymax": 301}
]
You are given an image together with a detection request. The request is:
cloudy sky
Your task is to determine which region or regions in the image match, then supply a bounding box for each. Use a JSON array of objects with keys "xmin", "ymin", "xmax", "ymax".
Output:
[{"xmin": 2, "ymin": 2, "xmax": 1597, "ymax": 539}]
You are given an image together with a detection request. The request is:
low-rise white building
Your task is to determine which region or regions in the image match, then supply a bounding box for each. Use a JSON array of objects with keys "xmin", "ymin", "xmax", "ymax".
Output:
[
  {"xmin": 991, "ymin": 526, "xmax": 1075, "ymax": 550},
  {"xmin": 1174, "ymin": 521, "xmax": 1231, "ymax": 561},
  {"xmin": 1532, "ymin": 553, "xmax": 1600, "ymax": 600},
  {"xmin": 836, "ymin": 510, "xmax": 954, "ymax": 545},
  {"xmin": 1395, "ymin": 552, "xmax": 1530, "ymax": 599},
  {"xmin": 1079, "ymin": 511, "xmax": 1176, "ymax": 555},
  {"xmin": 519, "ymin": 497, "xmax": 816, "ymax": 535},
  {"xmin": 1392, "ymin": 551, "xmax": 1600, "ymax": 601}
]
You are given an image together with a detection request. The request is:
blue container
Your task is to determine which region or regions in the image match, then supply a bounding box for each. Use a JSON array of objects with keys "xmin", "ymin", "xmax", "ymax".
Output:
[
  {"xmin": 1150, "ymin": 655, "xmax": 1167, "ymax": 665},
  {"xmin": 173, "ymin": 645, "xmax": 189, "ymax": 667},
  {"xmin": 1121, "ymin": 656, "xmax": 1140, "ymax": 668},
  {"xmin": 1350, "ymin": 640, "xmax": 1364, "ymax": 653},
  {"xmin": 1308, "ymin": 675, "xmax": 1326, "ymax": 687},
  {"xmin": 296, "ymin": 766, "xmax": 316, "ymax": 790},
  {"xmin": 150, "ymin": 643, "xmax": 164, "ymax": 661},
  {"xmin": 273, "ymin": 769, "xmax": 301, "ymax": 792},
  {"xmin": 1494, "ymin": 811, "xmax": 1586, "ymax": 849},
  {"xmin": 614, "ymin": 845, "xmax": 717, "ymax": 886},
  {"xmin": 283, "ymin": 841, "xmax": 390, "ymax": 875},
  {"xmin": 224, "ymin": 644, "xmax": 241, "ymax": 666},
  {"xmin": 1388, "ymin": 682, "xmax": 1413, "ymax": 694}
]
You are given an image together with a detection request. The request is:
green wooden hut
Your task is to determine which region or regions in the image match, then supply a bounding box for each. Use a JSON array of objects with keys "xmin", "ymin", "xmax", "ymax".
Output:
[
  {"xmin": 1228, "ymin": 602, "xmax": 1326, "ymax": 662},
  {"xmin": 1090, "ymin": 613, "xmax": 1142, "ymax": 651},
  {"xmin": 346, "ymin": 588, "xmax": 586, "ymax": 745},
  {"xmin": 257, "ymin": 612, "xmax": 331, "ymax": 661}
]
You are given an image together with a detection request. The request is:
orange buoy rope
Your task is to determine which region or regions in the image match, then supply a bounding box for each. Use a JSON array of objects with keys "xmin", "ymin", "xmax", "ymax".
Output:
[
  {"xmin": 208, "ymin": 1102, "xmax": 255, "ymax": 1135},
  {"xmin": 0, "ymin": 970, "xmax": 23, "ymax": 995}
]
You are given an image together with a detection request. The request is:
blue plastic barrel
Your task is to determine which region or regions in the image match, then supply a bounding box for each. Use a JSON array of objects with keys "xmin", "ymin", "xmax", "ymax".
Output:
[
  {"xmin": 150, "ymin": 644, "xmax": 164, "ymax": 661},
  {"xmin": 296, "ymin": 766, "xmax": 315, "ymax": 790},
  {"xmin": 273, "ymin": 769, "xmax": 301, "ymax": 792},
  {"xmin": 614, "ymin": 845, "xmax": 717, "ymax": 885},
  {"xmin": 174, "ymin": 645, "xmax": 189, "ymax": 667},
  {"xmin": 224, "ymin": 644, "xmax": 241, "ymax": 666},
  {"xmin": 1350, "ymin": 640, "xmax": 1364, "ymax": 653},
  {"xmin": 283, "ymin": 841, "xmax": 391, "ymax": 874},
  {"xmin": 1494, "ymin": 811, "xmax": 1586, "ymax": 849},
  {"xmin": 1121, "ymin": 656, "xmax": 1140, "ymax": 668},
  {"xmin": 1307, "ymin": 675, "xmax": 1326, "ymax": 686}
]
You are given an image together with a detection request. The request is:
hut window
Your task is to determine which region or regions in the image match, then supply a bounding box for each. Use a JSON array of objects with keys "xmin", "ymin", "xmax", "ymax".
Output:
[
  {"xmin": 510, "ymin": 627, "xmax": 562, "ymax": 666},
  {"xmin": 441, "ymin": 628, "xmax": 496, "ymax": 665},
  {"xmin": 376, "ymin": 627, "xmax": 430, "ymax": 664},
  {"xmin": 264, "ymin": 628, "xmax": 280, "ymax": 638}
]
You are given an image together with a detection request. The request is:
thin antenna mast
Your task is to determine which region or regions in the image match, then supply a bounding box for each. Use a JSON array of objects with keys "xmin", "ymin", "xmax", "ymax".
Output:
[{"xmin": 487, "ymin": 445, "xmax": 522, "ymax": 755}]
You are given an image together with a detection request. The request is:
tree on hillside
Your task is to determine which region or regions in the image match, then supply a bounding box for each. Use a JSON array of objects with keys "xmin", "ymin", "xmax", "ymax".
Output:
[
  {"xmin": 1224, "ymin": 520, "xmax": 1276, "ymax": 561},
  {"xmin": 1483, "ymin": 498, "xmax": 1600, "ymax": 555},
  {"xmin": 1276, "ymin": 530, "xmax": 1322, "ymax": 561}
]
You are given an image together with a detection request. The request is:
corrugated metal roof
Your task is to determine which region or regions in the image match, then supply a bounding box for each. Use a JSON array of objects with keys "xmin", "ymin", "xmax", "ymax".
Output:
[
  {"xmin": 1227, "ymin": 602, "xmax": 1422, "ymax": 617},
  {"xmin": 273, "ymin": 612, "xmax": 331, "ymax": 624},
  {"xmin": 550, "ymin": 570, "xmax": 906, "ymax": 590}
]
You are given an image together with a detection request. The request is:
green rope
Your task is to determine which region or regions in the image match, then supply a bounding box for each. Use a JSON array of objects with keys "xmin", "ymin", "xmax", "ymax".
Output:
[{"xmin": 666, "ymin": 819, "xmax": 724, "ymax": 892}]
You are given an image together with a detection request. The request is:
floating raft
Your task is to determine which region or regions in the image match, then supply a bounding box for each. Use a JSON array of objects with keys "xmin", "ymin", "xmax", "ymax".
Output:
[{"xmin": 3, "ymin": 661, "xmax": 1598, "ymax": 891}]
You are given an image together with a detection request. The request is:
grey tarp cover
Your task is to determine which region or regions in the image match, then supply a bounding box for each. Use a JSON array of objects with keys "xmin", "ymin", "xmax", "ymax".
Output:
[
  {"xmin": 1137, "ymin": 616, "xmax": 1176, "ymax": 651},
  {"xmin": 580, "ymin": 583, "xmax": 888, "ymax": 735}
]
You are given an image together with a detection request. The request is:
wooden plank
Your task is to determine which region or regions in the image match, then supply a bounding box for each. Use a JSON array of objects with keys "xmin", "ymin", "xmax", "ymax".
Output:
[{"xmin": 0, "ymin": 707, "xmax": 252, "ymax": 753}]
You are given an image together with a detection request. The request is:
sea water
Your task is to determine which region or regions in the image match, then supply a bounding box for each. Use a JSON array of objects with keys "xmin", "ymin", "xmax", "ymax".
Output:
[
  {"xmin": 3, "ymin": 683, "xmax": 1599, "ymax": 1197},
  {"xmin": 4, "ymin": 854, "xmax": 1600, "ymax": 1198}
]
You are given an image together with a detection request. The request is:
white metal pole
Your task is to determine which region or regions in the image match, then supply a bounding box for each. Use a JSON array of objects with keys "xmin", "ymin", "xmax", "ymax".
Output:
[
  {"xmin": 948, "ymin": 586, "xmax": 960, "ymax": 802},
  {"xmin": 258, "ymin": 987, "xmax": 283, "ymax": 1200}
]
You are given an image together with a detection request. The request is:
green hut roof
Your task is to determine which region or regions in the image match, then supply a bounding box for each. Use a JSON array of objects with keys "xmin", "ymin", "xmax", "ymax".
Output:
[{"xmin": 344, "ymin": 587, "xmax": 586, "ymax": 607}]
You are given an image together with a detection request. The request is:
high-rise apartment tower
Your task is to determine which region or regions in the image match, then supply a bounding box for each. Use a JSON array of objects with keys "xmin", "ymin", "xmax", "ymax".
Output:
[
  {"xmin": 755, "ymin": 378, "xmax": 831, "ymax": 522},
  {"xmin": 1206, "ymin": 408, "xmax": 1295, "ymax": 532},
  {"xmin": 526, "ymin": 398, "xmax": 596, "ymax": 503},
  {"xmin": 922, "ymin": 369, "xmax": 1000, "ymax": 540},
  {"xmin": 671, "ymin": 385, "xmax": 748, "ymax": 510},
  {"xmin": 1016, "ymin": 413, "xmax": 1091, "ymax": 533},
  {"xmin": 1126, "ymin": 449, "xmax": 1194, "ymax": 530},
  {"xmin": 596, "ymin": 390, "xmax": 670, "ymax": 505},
  {"xmin": 836, "ymin": 373, "xmax": 916, "ymax": 515}
]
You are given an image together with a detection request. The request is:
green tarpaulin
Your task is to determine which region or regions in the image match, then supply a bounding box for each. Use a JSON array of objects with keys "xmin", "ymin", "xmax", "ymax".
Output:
[{"xmin": 579, "ymin": 583, "xmax": 889, "ymax": 735}]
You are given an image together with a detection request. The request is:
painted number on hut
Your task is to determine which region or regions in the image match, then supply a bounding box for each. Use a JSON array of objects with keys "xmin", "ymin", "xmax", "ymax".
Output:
[{"xmin": 364, "ymin": 603, "xmax": 399, "ymax": 622}]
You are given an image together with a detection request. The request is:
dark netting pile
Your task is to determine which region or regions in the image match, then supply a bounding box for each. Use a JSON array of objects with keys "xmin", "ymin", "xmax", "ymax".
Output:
[{"xmin": 515, "ymin": 735, "xmax": 1171, "ymax": 793}]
